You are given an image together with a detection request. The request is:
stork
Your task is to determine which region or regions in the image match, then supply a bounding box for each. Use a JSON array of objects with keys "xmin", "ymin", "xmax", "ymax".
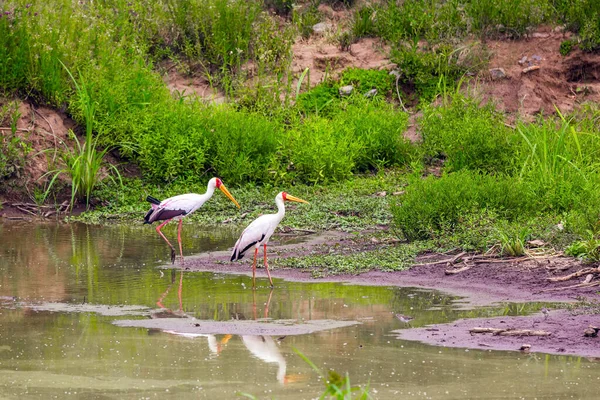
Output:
[
  {"xmin": 144, "ymin": 177, "xmax": 240, "ymax": 263},
  {"xmin": 230, "ymin": 192, "xmax": 308, "ymax": 288}
]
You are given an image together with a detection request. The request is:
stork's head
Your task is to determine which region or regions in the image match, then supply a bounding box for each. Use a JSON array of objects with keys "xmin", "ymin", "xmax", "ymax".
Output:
[
  {"xmin": 210, "ymin": 177, "xmax": 240, "ymax": 208},
  {"xmin": 280, "ymin": 192, "xmax": 309, "ymax": 204}
]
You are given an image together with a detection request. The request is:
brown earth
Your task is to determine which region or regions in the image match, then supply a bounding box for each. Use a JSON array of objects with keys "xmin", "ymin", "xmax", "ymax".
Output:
[{"xmin": 395, "ymin": 310, "xmax": 600, "ymax": 359}]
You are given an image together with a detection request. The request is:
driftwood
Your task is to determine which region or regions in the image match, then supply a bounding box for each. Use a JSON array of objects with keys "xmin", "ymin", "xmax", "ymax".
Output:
[
  {"xmin": 538, "ymin": 281, "xmax": 600, "ymax": 293},
  {"xmin": 548, "ymin": 267, "xmax": 600, "ymax": 282},
  {"xmin": 470, "ymin": 327, "xmax": 552, "ymax": 336}
]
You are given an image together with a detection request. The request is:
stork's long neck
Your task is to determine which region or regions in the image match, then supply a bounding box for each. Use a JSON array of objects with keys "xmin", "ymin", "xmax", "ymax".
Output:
[
  {"xmin": 201, "ymin": 182, "xmax": 216, "ymax": 203},
  {"xmin": 275, "ymin": 196, "xmax": 286, "ymax": 222}
]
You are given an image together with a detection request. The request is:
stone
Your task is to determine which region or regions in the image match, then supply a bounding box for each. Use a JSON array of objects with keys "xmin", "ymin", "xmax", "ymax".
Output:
[
  {"xmin": 364, "ymin": 89, "xmax": 377, "ymax": 98},
  {"xmin": 339, "ymin": 85, "xmax": 354, "ymax": 96},
  {"xmin": 489, "ymin": 67, "xmax": 507, "ymax": 80},
  {"xmin": 518, "ymin": 56, "xmax": 528, "ymax": 65},
  {"xmin": 312, "ymin": 22, "xmax": 331, "ymax": 34}
]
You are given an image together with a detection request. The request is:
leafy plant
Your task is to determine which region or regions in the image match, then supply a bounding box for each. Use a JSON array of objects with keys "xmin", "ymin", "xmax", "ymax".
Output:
[
  {"xmin": 43, "ymin": 64, "xmax": 122, "ymax": 209},
  {"xmin": 497, "ymin": 226, "xmax": 530, "ymax": 256},
  {"xmin": 560, "ymin": 39, "xmax": 575, "ymax": 56},
  {"xmin": 352, "ymin": 5, "xmax": 375, "ymax": 38},
  {"xmin": 565, "ymin": 230, "xmax": 600, "ymax": 262}
]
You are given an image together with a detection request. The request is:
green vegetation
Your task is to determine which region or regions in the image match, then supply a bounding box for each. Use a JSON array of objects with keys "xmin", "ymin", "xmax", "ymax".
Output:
[
  {"xmin": 2, "ymin": 0, "xmax": 600, "ymax": 270},
  {"xmin": 274, "ymin": 242, "xmax": 427, "ymax": 277},
  {"xmin": 0, "ymin": 100, "xmax": 30, "ymax": 182}
]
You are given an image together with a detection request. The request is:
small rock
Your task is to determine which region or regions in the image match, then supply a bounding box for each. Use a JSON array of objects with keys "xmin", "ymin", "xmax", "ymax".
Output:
[
  {"xmin": 518, "ymin": 56, "xmax": 528, "ymax": 65},
  {"xmin": 531, "ymin": 32, "xmax": 550, "ymax": 38},
  {"xmin": 339, "ymin": 85, "xmax": 354, "ymax": 96},
  {"xmin": 530, "ymin": 54, "xmax": 542, "ymax": 64},
  {"xmin": 312, "ymin": 22, "xmax": 331, "ymax": 34},
  {"xmin": 522, "ymin": 65, "xmax": 540, "ymax": 74},
  {"xmin": 489, "ymin": 68, "xmax": 507, "ymax": 80},
  {"xmin": 555, "ymin": 222, "xmax": 564, "ymax": 231},
  {"xmin": 583, "ymin": 274, "xmax": 594, "ymax": 284},
  {"xmin": 370, "ymin": 237, "xmax": 380, "ymax": 244},
  {"xmin": 519, "ymin": 344, "xmax": 531, "ymax": 352},
  {"xmin": 584, "ymin": 326, "xmax": 599, "ymax": 338},
  {"xmin": 364, "ymin": 89, "xmax": 377, "ymax": 98},
  {"xmin": 375, "ymin": 191, "xmax": 387, "ymax": 197}
]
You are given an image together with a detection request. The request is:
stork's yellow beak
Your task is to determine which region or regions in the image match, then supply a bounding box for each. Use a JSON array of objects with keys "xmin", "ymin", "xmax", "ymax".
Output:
[
  {"xmin": 220, "ymin": 334, "xmax": 233, "ymax": 345},
  {"xmin": 283, "ymin": 374, "xmax": 306, "ymax": 384},
  {"xmin": 285, "ymin": 194, "xmax": 309, "ymax": 204},
  {"xmin": 219, "ymin": 184, "xmax": 240, "ymax": 208}
]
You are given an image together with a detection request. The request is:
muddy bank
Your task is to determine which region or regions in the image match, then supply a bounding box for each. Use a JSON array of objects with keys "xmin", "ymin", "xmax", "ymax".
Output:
[
  {"xmin": 394, "ymin": 309, "xmax": 600, "ymax": 358},
  {"xmin": 179, "ymin": 232, "xmax": 600, "ymax": 307}
]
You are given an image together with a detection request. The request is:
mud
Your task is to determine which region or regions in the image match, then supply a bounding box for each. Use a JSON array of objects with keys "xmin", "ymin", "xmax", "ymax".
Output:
[
  {"xmin": 394, "ymin": 309, "xmax": 600, "ymax": 358},
  {"xmin": 114, "ymin": 318, "xmax": 358, "ymax": 336}
]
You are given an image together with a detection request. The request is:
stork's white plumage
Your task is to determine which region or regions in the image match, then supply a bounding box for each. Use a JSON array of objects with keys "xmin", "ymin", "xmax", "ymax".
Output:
[
  {"xmin": 144, "ymin": 177, "xmax": 240, "ymax": 263},
  {"xmin": 242, "ymin": 335, "xmax": 288, "ymax": 384},
  {"xmin": 230, "ymin": 192, "xmax": 309, "ymax": 287}
]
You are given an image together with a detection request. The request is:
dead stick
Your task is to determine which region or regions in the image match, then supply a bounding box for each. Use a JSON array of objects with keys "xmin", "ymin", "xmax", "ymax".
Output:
[
  {"xmin": 538, "ymin": 281, "xmax": 600, "ymax": 293},
  {"xmin": 548, "ymin": 267, "xmax": 600, "ymax": 282},
  {"xmin": 470, "ymin": 327, "xmax": 551, "ymax": 336}
]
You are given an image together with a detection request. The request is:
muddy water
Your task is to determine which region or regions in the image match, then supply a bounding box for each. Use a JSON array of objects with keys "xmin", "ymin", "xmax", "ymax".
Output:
[{"xmin": 0, "ymin": 222, "xmax": 598, "ymax": 399}]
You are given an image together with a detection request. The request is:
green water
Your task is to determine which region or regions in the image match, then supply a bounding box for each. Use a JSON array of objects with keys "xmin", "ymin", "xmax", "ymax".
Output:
[{"xmin": 0, "ymin": 222, "xmax": 598, "ymax": 399}]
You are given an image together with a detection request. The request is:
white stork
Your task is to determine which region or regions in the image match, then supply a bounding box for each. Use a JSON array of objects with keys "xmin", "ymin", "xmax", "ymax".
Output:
[
  {"xmin": 230, "ymin": 192, "xmax": 308, "ymax": 287},
  {"xmin": 144, "ymin": 177, "xmax": 240, "ymax": 263}
]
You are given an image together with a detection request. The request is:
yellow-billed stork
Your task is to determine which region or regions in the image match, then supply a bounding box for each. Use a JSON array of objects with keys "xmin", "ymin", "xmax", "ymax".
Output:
[
  {"xmin": 230, "ymin": 192, "xmax": 308, "ymax": 287},
  {"xmin": 144, "ymin": 177, "xmax": 240, "ymax": 263}
]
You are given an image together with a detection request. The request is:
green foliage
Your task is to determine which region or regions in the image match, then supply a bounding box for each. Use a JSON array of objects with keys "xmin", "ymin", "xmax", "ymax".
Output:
[
  {"xmin": 333, "ymin": 99, "xmax": 413, "ymax": 171},
  {"xmin": 391, "ymin": 171, "xmax": 534, "ymax": 241},
  {"xmin": 565, "ymin": 231, "xmax": 600, "ymax": 262},
  {"xmin": 279, "ymin": 116, "xmax": 362, "ymax": 184},
  {"xmin": 43, "ymin": 65, "xmax": 122, "ymax": 209},
  {"xmin": 352, "ymin": 5, "xmax": 376, "ymax": 38},
  {"xmin": 276, "ymin": 242, "xmax": 426, "ymax": 277},
  {"xmin": 293, "ymin": 2, "xmax": 321, "ymax": 39},
  {"xmin": 420, "ymin": 94, "xmax": 515, "ymax": 173},
  {"xmin": 390, "ymin": 42, "xmax": 486, "ymax": 100},
  {"xmin": 295, "ymin": 83, "xmax": 339, "ymax": 116},
  {"xmin": 497, "ymin": 226, "xmax": 530, "ymax": 256},
  {"xmin": 467, "ymin": 0, "xmax": 553, "ymax": 38},
  {"xmin": 0, "ymin": 100, "xmax": 30, "ymax": 181},
  {"xmin": 339, "ymin": 68, "xmax": 394, "ymax": 97},
  {"xmin": 560, "ymin": 39, "xmax": 575, "ymax": 56}
]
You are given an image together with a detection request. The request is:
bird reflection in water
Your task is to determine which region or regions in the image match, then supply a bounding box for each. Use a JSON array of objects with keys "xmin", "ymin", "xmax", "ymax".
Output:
[
  {"xmin": 241, "ymin": 289, "xmax": 303, "ymax": 385},
  {"xmin": 152, "ymin": 269, "xmax": 231, "ymax": 356}
]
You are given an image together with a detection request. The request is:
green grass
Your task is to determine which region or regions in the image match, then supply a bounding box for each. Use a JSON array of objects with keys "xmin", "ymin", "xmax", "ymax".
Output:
[{"xmin": 274, "ymin": 242, "xmax": 428, "ymax": 277}]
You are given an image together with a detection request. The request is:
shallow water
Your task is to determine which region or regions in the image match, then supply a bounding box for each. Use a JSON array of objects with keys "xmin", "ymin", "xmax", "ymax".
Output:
[{"xmin": 0, "ymin": 221, "xmax": 598, "ymax": 399}]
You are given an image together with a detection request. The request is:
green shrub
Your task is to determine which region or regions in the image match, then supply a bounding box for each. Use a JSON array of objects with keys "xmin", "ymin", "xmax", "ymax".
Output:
[
  {"xmin": 279, "ymin": 116, "xmax": 362, "ymax": 184},
  {"xmin": 332, "ymin": 99, "xmax": 413, "ymax": 171},
  {"xmin": 339, "ymin": 68, "xmax": 394, "ymax": 97},
  {"xmin": 560, "ymin": 39, "xmax": 575, "ymax": 56},
  {"xmin": 420, "ymin": 94, "xmax": 516, "ymax": 174},
  {"xmin": 391, "ymin": 171, "xmax": 534, "ymax": 241},
  {"xmin": 352, "ymin": 5, "xmax": 376, "ymax": 38},
  {"xmin": 295, "ymin": 83, "xmax": 339, "ymax": 116}
]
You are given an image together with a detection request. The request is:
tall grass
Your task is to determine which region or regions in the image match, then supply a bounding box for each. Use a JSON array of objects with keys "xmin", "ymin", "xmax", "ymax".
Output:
[{"xmin": 43, "ymin": 65, "xmax": 122, "ymax": 209}]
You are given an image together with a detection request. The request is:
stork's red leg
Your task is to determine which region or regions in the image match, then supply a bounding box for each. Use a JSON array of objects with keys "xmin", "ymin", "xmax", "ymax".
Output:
[
  {"xmin": 156, "ymin": 219, "xmax": 176, "ymax": 263},
  {"xmin": 177, "ymin": 270, "xmax": 183, "ymax": 313},
  {"xmin": 264, "ymin": 244, "xmax": 274, "ymax": 287},
  {"xmin": 252, "ymin": 247, "xmax": 258, "ymax": 289},
  {"xmin": 177, "ymin": 219, "xmax": 184, "ymax": 264}
]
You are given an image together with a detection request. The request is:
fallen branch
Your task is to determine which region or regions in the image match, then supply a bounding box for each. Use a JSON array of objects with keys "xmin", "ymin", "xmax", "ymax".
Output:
[
  {"xmin": 470, "ymin": 327, "xmax": 552, "ymax": 336},
  {"xmin": 538, "ymin": 281, "xmax": 600, "ymax": 293},
  {"xmin": 548, "ymin": 267, "xmax": 600, "ymax": 282}
]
